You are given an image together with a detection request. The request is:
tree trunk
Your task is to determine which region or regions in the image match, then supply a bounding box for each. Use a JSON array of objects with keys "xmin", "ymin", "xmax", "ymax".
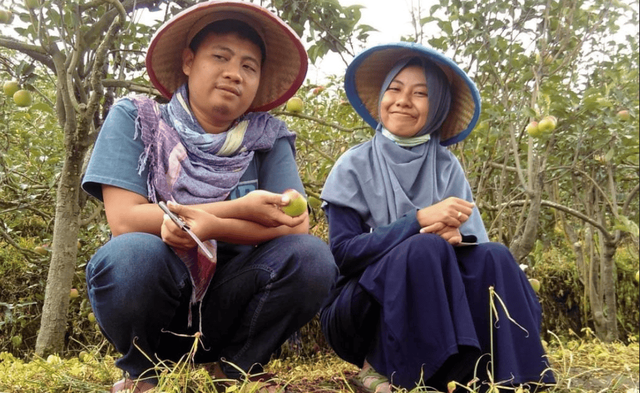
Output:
[
  {"xmin": 35, "ymin": 148, "xmax": 84, "ymax": 356},
  {"xmin": 510, "ymin": 169, "xmax": 545, "ymax": 262},
  {"xmin": 599, "ymin": 239, "xmax": 619, "ymax": 342}
]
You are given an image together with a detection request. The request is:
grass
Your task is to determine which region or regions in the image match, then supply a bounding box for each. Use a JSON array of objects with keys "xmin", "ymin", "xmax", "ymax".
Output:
[{"xmin": 0, "ymin": 331, "xmax": 638, "ymax": 393}]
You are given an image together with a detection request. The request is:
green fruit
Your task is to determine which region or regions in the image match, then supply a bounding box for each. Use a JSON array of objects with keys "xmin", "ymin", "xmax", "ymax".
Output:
[
  {"xmin": 617, "ymin": 110, "xmax": 630, "ymax": 121},
  {"xmin": 3, "ymin": 80, "xmax": 19, "ymax": 97},
  {"xmin": 88, "ymin": 312, "xmax": 96, "ymax": 323},
  {"xmin": 281, "ymin": 189, "xmax": 307, "ymax": 217},
  {"xmin": 526, "ymin": 121, "xmax": 542, "ymax": 138},
  {"xmin": 447, "ymin": 381, "xmax": 457, "ymax": 393},
  {"xmin": 69, "ymin": 288, "xmax": 79, "ymax": 299},
  {"xmin": 46, "ymin": 354, "xmax": 61, "ymax": 364},
  {"xmin": 78, "ymin": 351, "xmax": 90, "ymax": 362},
  {"xmin": 13, "ymin": 89, "xmax": 32, "ymax": 107},
  {"xmin": 285, "ymin": 96, "xmax": 303, "ymax": 113},
  {"xmin": 0, "ymin": 10, "xmax": 12, "ymax": 24},
  {"xmin": 537, "ymin": 116, "xmax": 557, "ymax": 133},
  {"xmin": 34, "ymin": 245, "xmax": 48, "ymax": 255},
  {"xmin": 307, "ymin": 195, "xmax": 322, "ymax": 209},
  {"xmin": 11, "ymin": 335, "xmax": 22, "ymax": 348},
  {"xmin": 24, "ymin": 0, "xmax": 40, "ymax": 9},
  {"xmin": 635, "ymin": 270, "xmax": 639, "ymax": 283},
  {"xmin": 529, "ymin": 278, "xmax": 541, "ymax": 293}
]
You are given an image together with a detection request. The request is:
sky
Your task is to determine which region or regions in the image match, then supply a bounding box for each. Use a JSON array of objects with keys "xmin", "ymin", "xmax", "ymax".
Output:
[{"xmin": 305, "ymin": 0, "xmax": 424, "ymax": 84}]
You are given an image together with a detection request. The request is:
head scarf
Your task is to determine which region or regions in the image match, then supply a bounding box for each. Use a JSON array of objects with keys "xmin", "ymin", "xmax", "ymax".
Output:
[
  {"xmin": 129, "ymin": 83, "xmax": 295, "ymax": 329},
  {"xmin": 321, "ymin": 58, "xmax": 488, "ymax": 242}
]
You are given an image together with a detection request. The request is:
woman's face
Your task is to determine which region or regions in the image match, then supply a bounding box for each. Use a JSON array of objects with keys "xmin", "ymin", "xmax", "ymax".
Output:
[{"xmin": 379, "ymin": 65, "xmax": 429, "ymax": 138}]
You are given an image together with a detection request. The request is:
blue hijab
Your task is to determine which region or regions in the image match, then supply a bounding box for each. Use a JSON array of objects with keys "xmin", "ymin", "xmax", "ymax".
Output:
[{"xmin": 321, "ymin": 57, "xmax": 488, "ymax": 242}]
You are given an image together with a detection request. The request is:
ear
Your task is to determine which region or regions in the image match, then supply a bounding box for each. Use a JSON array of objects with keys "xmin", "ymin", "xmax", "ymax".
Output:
[{"xmin": 182, "ymin": 48, "xmax": 195, "ymax": 77}]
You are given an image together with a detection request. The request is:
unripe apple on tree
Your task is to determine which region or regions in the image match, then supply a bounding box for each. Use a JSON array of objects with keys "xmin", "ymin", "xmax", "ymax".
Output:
[
  {"xmin": 13, "ymin": 89, "xmax": 32, "ymax": 107},
  {"xmin": 526, "ymin": 121, "xmax": 542, "ymax": 138},
  {"xmin": 285, "ymin": 96, "xmax": 303, "ymax": 113},
  {"xmin": 0, "ymin": 10, "xmax": 12, "ymax": 24},
  {"xmin": 281, "ymin": 189, "xmax": 307, "ymax": 217},
  {"xmin": 25, "ymin": 0, "xmax": 40, "ymax": 9},
  {"xmin": 3, "ymin": 80, "xmax": 19, "ymax": 97},
  {"xmin": 537, "ymin": 116, "xmax": 557, "ymax": 133},
  {"xmin": 616, "ymin": 110, "xmax": 630, "ymax": 121}
]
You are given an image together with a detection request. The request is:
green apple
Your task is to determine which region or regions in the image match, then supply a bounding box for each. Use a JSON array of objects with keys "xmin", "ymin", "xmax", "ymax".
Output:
[
  {"xmin": 13, "ymin": 89, "xmax": 32, "ymax": 107},
  {"xmin": 34, "ymin": 245, "xmax": 48, "ymax": 255},
  {"xmin": 635, "ymin": 270, "xmax": 638, "ymax": 283},
  {"xmin": 617, "ymin": 110, "xmax": 630, "ymax": 121},
  {"xmin": 281, "ymin": 189, "xmax": 307, "ymax": 217},
  {"xmin": 307, "ymin": 195, "xmax": 322, "ymax": 209},
  {"xmin": 0, "ymin": 10, "xmax": 12, "ymax": 24},
  {"xmin": 3, "ymin": 80, "xmax": 19, "ymax": 97},
  {"xmin": 526, "ymin": 121, "xmax": 542, "ymax": 138},
  {"xmin": 285, "ymin": 96, "xmax": 304, "ymax": 113},
  {"xmin": 24, "ymin": 0, "xmax": 40, "ymax": 9},
  {"xmin": 447, "ymin": 381, "xmax": 457, "ymax": 393},
  {"xmin": 529, "ymin": 278, "xmax": 541, "ymax": 293},
  {"xmin": 69, "ymin": 288, "xmax": 79, "ymax": 299},
  {"xmin": 537, "ymin": 116, "xmax": 557, "ymax": 133},
  {"xmin": 88, "ymin": 312, "xmax": 96, "ymax": 323}
]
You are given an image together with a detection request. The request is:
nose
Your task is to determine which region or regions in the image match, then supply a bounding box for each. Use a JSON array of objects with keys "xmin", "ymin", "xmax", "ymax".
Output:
[
  {"xmin": 395, "ymin": 90, "xmax": 412, "ymax": 107},
  {"xmin": 222, "ymin": 61, "xmax": 243, "ymax": 83}
]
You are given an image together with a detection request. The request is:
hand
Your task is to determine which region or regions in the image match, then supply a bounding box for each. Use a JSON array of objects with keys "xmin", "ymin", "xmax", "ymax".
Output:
[
  {"xmin": 238, "ymin": 190, "xmax": 308, "ymax": 228},
  {"xmin": 416, "ymin": 197, "xmax": 474, "ymax": 229},
  {"xmin": 420, "ymin": 222, "xmax": 462, "ymax": 245},
  {"xmin": 160, "ymin": 202, "xmax": 214, "ymax": 250}
]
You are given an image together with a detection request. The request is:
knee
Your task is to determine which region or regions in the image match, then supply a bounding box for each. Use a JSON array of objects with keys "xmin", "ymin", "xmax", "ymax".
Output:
[
  {"xmin": 86, "ymin": 233, "xmax": 189, "ymax": 303},
  {"xmin": 475, "ymin": 242, "xmax": 518, "ymax": 268},
  {"xmin": 275, "ymin": 234, "xmax": 338, "ymax": 303},
  {"xmin": 402, "ymin": 234, "xmax": 455, "ymax": 270}
]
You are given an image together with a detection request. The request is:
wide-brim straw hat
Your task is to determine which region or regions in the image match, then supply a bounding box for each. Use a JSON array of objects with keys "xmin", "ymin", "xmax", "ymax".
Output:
[
  {"xmin": 345, "ymin": 42, "xmax": 480, "ymax": 146},
  {"xmin": 146, "ymin": 0, "xmax": 308, "ymax": 112}
]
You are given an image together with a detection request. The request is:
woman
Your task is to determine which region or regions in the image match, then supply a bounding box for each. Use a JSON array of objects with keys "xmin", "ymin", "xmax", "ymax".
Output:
[
  {"xmin": 320, "ymin": 42, "xmax": 555, "ymax": 393},
  {"xmin": 82, "ymin": 2, "xmax": 337, "ymax": 392}
]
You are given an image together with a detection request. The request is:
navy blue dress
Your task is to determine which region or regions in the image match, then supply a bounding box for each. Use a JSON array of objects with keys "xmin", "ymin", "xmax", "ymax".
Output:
[{"xmin": 320, "ymin": 203, "xmax": 555, "ymax": 390}]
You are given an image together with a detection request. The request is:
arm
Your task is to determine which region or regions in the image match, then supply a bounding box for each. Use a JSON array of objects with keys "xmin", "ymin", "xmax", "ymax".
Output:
[{"xmin": 325, "ymin": 203, "xmax": 421, "ymax": 277}]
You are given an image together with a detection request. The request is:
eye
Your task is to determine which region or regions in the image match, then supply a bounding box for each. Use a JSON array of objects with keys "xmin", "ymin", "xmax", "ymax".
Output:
[{"xmin": 243, "ymin": 64, "xmax": 258, "ymax": 73}]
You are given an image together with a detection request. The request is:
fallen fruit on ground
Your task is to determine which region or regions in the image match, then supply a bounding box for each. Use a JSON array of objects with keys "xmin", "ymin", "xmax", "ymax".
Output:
[
  {"xmin": 529, "ymin": 278, "xmax": 541, "ymax": 293},
  {"xmin": 281, "ymin": 189, "xmax": 307, "ymax": 217},
  {"xmin": 88, "ymin": 312, "xmax": 96, "ymax": 323},
  {"xmin": 69, "ymin": 288, "xmax": 79, "ymax": 299}
]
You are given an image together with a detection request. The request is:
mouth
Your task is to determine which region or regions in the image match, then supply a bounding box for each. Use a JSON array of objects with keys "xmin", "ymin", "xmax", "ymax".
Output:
[
  {"xmin": 390, "ymin": 112, "xmax": 415, "ymax": 119},
  {"xmin": 216, "ymin": 84, "xmax": 241, "ymax": 96}
]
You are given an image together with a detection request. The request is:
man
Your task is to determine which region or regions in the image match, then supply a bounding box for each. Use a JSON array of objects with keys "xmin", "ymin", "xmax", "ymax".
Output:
[{"xmin": 82, "ymin": 2, "xmax": 337, "ymax": 392}]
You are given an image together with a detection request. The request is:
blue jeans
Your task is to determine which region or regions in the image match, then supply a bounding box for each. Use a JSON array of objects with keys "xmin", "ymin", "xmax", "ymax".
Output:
[{"xmin": 86, "ymin": 232, "xmax": 337, "ymax": 381}]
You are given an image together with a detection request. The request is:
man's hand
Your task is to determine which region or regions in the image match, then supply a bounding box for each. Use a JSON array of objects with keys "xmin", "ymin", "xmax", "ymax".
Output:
[
  {"xmin": 237, "ymin": 190, "xmax": 307, "ymax": 228},
  {"xmin": 161, "ymin": 202, "xmax": 215, "ymax": 250},
  {"xmin": 416, "ymin": 197, "xmax": 474, "ymax": 229}
]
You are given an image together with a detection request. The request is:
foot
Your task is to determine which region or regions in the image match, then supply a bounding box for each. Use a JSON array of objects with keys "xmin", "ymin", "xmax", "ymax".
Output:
[
  {"xmin": 351, "ymin": 361, "xmax": 392, "ymax": 393},
  {"xmin": 110, "ymin": 378, "xmax": 156, "ymax": 393}
]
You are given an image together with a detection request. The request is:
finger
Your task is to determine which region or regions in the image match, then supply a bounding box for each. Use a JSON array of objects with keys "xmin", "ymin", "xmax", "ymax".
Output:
[{"xmin": 420, "ymin": 222, "xmax": 445, "ymax": 234}]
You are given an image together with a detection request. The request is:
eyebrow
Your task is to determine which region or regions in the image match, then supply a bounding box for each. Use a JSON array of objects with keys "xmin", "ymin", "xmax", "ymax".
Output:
[{"xmin": 390, "ymin": 79, "xmax": 428, "ymax": 89}]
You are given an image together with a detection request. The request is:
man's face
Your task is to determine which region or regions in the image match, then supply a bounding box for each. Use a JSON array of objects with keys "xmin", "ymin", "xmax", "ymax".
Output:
[{"xmin": 182, "ymin": 32, "xmax": 262, "ymax": 134}]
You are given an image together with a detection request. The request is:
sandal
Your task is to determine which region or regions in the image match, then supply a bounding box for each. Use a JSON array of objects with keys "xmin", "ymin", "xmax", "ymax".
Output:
[{"xmin": 350, "ymin": 366, "xmax": 391, "ymax": 393}]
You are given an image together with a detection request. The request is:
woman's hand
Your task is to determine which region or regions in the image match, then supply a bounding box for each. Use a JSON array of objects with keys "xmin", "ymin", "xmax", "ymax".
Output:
[
  {"xmin": 419, "ymin": 222, "xmax": 462, "ymax": 245},
  {"xmin": 416, "ymin": 197, "xmax": 474, "ymax": 229},
  {"xmin": 161, "ymin": 202, "xmax": 216, "ymax": 250},
  {"xmin": 237, "ymin": 190, "xmax": 307, "ymax": 228}
]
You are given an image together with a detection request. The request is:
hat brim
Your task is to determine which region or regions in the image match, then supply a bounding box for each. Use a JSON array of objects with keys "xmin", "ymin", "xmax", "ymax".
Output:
[
  {"xmin": 345, "ymin": 42, "xmax": 480, "ymax": 146},
  {"xmin": 146, "ymin": 0, "xmax": 308, "ymax": 112}
]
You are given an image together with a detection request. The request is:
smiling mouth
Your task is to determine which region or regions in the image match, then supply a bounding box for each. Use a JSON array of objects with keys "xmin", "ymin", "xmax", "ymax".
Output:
[{"xmin": 390, "ymin": 112, "xmax": 415, "ymax": 118}]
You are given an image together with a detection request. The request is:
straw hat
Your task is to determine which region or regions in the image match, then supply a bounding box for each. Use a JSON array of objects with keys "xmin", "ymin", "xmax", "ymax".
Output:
[
  {"xmin": 344, "ymin": 42, "xmax": 481, "ymax": 146},
  {"xmin": 146, "ymin": 0, "xmax": 308, "ymax": 112}
]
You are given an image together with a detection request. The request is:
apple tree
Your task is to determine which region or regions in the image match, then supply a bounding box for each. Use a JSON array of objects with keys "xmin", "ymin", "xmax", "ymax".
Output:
[
  {"xmin": 0, "ymin": 0, "xmax": 366, "ymax": 357},
  {"xmin": 418, "ymin": 0, "xmax": 638, "ymax": 341}
]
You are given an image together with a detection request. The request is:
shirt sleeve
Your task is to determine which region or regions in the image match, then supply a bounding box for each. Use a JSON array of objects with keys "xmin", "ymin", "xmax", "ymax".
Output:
[
  {"xmin": 324, "ymin": 202, "xmax": 422, "ymax": 277},
  {"xmin": 81, "ymin": 99, "xmax": 148, "ymax": 201},
  {"xmin": 255, "ymin": 136, "xmax": 305, "ymax": 196}
]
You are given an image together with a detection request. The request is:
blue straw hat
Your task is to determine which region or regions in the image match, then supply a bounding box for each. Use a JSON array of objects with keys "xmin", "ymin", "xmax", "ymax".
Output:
[{"xmin": 345, "ymin": 42, "xmax": 481, "ymax": 146}]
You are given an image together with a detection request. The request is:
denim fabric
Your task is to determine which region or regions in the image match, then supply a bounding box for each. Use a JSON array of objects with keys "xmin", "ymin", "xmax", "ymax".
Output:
[{"xmin": 86, "ymin": 232, "xmax": 337, "ymax": 381}]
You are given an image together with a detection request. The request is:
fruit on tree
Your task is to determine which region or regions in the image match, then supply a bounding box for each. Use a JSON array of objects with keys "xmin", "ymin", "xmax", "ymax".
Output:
[
  {"xmin": 529, "ymin": 278, "xmax": 541, "ymax": 293},
  {"xmin": 526, "ymin": 121, "xmax": 542, "ymax": 138},
  {"xmin": 0, "ymin": 10, "xmax": 12, "ymax": 24},
  {"xmin": 3, "ymin": 80, "xmax": 19, "ymax": 97},
  {"xmin": 285, "ymin": 96, "xmax": 304, "ymax": 113},
  {"xmin": 537, "ymin": 116, "xmax": 557, "ymax": 133},
  {"xmin": 616, "ymin": 110, "xmax": 630, "ymax": 121},
  {"xmin": 312, "ymin": 85, "xmax": 325, "ymax": 95},
  {"xmin": 13, "ymin": 89, "xmax": 32, "ymax": 107},
  {"xmin": 24, "ymin": 0, "xmax": 40, "ymax": 9},
  {"xmin": 281, "ymin": 189, "xmax": 307, "ymax": 217}
]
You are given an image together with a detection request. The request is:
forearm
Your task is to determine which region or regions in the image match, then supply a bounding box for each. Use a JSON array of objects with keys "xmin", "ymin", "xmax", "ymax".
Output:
[{"xmin": 203, "ymin": 215, "xmax": 309, "ymax": 245}]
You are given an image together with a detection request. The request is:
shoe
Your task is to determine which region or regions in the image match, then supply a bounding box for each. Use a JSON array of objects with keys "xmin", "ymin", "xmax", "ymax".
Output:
[
  {"xmin": 110, "ymin": 378, "xmax": 156, "ymax": 392},
  {"xmin": 350, "ymin": 366, "xmax": 391, "ymax": 393}
]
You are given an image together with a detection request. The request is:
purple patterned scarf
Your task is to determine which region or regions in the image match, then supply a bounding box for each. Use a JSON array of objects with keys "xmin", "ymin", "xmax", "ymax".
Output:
[{"xmin": 128, "ymin": 84, "xmax": 295, "ymax": 329}]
